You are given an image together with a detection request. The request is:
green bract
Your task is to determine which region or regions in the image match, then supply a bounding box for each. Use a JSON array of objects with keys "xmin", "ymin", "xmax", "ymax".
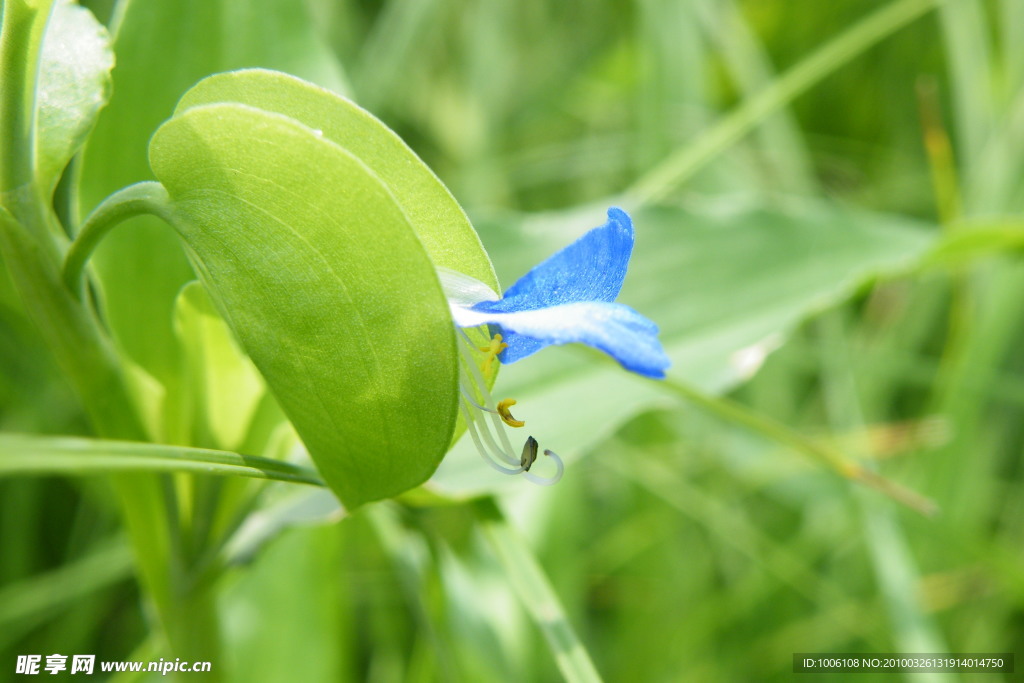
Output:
[
  {"xmin": 175, "ymin": 69, "xmax": 497, "ymax": 287},
  {"xmin": 146, "ymin": 70, "xmax": 496, "ymax": 507}
]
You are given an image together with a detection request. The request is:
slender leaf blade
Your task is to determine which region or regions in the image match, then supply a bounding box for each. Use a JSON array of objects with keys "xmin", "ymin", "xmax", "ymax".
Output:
[{"xmin": 0, "ymin": 433, "xmax": 322, "ymax": 486}]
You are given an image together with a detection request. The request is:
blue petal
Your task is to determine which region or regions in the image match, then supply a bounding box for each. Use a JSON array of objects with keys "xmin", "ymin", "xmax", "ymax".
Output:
[
  {"xmin": 473, "ymin": 207, "xmax": 634, "ymax": 314},
  {"xmin": 452, "ymin": 301, "xmax": 671, "ymax": 379}
]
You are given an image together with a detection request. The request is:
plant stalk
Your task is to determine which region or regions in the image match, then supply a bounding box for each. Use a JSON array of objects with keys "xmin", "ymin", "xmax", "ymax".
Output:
[{"xmin": 0, "ymin": 5, "xmax": 223, "ymax": 670}]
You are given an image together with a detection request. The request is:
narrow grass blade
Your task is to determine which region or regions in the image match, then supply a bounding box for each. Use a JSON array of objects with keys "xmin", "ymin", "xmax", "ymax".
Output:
[
  {"xmin": 0, "ymin": 539, "xmax": 132, "ymax": 647},
  {"xmin": 0, "ymin": 433, "xmax": 324, "ymax": 487},
  {"xmin": 473, "ymin": 498, "xmax": 603, "ymax": 683},
  {"xmin": 627, "ymin": 0, "xmax": 940, "ymax": 204},
  {"xmin": 661, "ymin": 379, "xmax": 938, "ymax": 517}
]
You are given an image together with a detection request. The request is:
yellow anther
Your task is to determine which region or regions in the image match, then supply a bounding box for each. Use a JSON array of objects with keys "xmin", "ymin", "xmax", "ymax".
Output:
[
  {"xmin": 497, "ymin": 398, "xmax": 525, "ymax": 428},
  {"xmin": 478, "ymin": 333, "xmax": 509, "ymax": 374}
]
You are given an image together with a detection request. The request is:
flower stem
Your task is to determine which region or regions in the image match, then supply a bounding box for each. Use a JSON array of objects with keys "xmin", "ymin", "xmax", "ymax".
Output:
[{"xmin": 63, "ymin": 181, "xmax": 175, "ymax": 291}]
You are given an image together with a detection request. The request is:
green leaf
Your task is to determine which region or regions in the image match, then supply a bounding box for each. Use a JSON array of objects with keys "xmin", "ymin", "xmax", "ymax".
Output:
[
  {"xmin": 171, "ymin": 69, "xmax": 501, "ymax": 453},
  {"xmin": 173, "ymin": 68, "xmax": 498, "ymax": 291},
  {"xmin": 34, "ymin": 0, "xmax": 113, "ymax": 196},
  {"xmin": 224, "ymin": 488, "xmax": 343, "ymax": 564},
  {"xmin": 432, "ymin": 200, "xmax": 936, "ymax": 494},
  {"xmin": 0, "ymin": 0, "xmax": 55, "ymax": 195},
  {"xmin": 0, "ymin": 539, "xmax": 133, "ymax": 642},
  {"xmin": 918, "ymin": 219, "xmax": 1024, "ymax": 268},
  {"xmin": 77, "ymin": 0, "xmax": 349, "ymax": 438},
  {"xmin": 220, "ymin": 525, "xmax": 347, "ymax": 682},
  {"xmin": 0, "ymin": 433, "xmax": 323, "ymax": 486},
  {"xmin": 148, "ymin": 102, "xmax": 459, "ymax": 507},
  {"xmin": 173, "ymin": 281, "xmax": 268, "ymax": 451}
]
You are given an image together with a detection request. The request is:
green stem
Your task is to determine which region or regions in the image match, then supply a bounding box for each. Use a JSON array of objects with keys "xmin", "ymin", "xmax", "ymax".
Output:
[
  {"xmin": 0, "ymin": 206, "xmax": 145, "ymax": 439},
  {"xmin": 921, "ymin": 220, "xmax": 1024, "ymax": 265},
  {"xmin": 0, "ymin": 0, "xmax": 55, "ymax": 197},
  {"xmin": 0, "ymin": 9, "xmax": 219, "ymax": 669},
  {"xmin": 661, "ymin": 378, "xmax": 938, "ymax": 517},
  {"xmin": 814, "ymin": 313, "xmax": 950, "ymax": 658},
  {"xmin": 473, "ymin": 498, "xmax": 603, "ymax": 683},
  {"xmin": 1, "ymin": 205, "xmax": 209, "ymax": 665},
  {"xmin": 626, "ymin": 0, "xmax": 941, "ymax": 204},
  {"xmin": 63, "ymin": 181, "xmax": 175, "ymax": 293}
]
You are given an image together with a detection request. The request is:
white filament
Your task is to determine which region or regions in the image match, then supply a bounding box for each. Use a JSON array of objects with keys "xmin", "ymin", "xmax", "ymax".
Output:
[{"xmin": 456, "ymin": 327, "xmax": 563, "ymax": 485}]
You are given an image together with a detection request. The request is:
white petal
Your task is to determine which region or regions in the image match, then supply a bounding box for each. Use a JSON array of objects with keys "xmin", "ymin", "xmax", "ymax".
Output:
[{"xmin": 436, "ymin": 266, "xmax": 500, "ymax": 310}]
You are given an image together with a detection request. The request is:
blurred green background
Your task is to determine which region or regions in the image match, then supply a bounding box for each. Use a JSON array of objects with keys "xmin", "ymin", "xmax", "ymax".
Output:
[{"xmin": 2, "ymin": 0, "xmax": 1023, "ymax": 680}]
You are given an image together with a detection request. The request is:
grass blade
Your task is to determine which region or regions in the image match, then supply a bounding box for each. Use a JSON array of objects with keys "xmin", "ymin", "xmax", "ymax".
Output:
[
  {"xmin": 627, "ymin": 0, "xmax": 940, "ymax": 204},
  {"xmin": 661, "ymin": 379, "xmax": 938, "ymax": 517},
  {"xmin": 0, "ymin": 539, "xmax": 132, "ymax": 647},
  {"xmin": 473, "ymin": 498, "xmax": 603, "ymax": 683},
  {"xmin": 0, "ymin": 433, "xmax": 325, "ymax": 487}
]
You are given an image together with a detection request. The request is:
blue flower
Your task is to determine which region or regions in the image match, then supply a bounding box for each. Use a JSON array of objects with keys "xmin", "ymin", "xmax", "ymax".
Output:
[{"xmin": 445, "ymin": 208, "xmax": 670, "ymax": 379}]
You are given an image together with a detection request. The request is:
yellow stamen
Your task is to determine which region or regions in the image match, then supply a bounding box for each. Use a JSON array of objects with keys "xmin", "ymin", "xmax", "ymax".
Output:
[
  {"xmin": 478, "ymin": 333, "xmax": 509, "ymax": 374},
  {"xmin": 497, "ymin": 398, "xmax": 525, "ymax": 428}
]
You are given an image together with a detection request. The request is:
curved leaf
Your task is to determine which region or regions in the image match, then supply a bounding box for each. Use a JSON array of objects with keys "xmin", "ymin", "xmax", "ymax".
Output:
[
  {"xmin": 149, "ymin": 102, "xmax": 458, "ymax": 507},
  {"xmin": 35, "ymin": 0, "xmax": 113, "ymax": 195},
  {"xmin": 169, "ymin": 69, "xmax": 501, "ymax": 450},
  {"xmin": 173, "ymin": 68, "xmax": 498, "ymax": 291},
  {"xmin": 173, "ymin": 281, "xmax": 268, "ymax": 451},
  {"xmin": 77, "ymin": 0, "xmax": 349, "ymax": 438}
]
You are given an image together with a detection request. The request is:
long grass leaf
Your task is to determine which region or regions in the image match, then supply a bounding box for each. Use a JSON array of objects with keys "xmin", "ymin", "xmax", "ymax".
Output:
[
  {"xmin": 627, "ymin": 0, "xmax": 940, "ymax": 204},
  {"xmin": 0, "ymin": 434, "xmax": 324, "ymax": 487}
]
